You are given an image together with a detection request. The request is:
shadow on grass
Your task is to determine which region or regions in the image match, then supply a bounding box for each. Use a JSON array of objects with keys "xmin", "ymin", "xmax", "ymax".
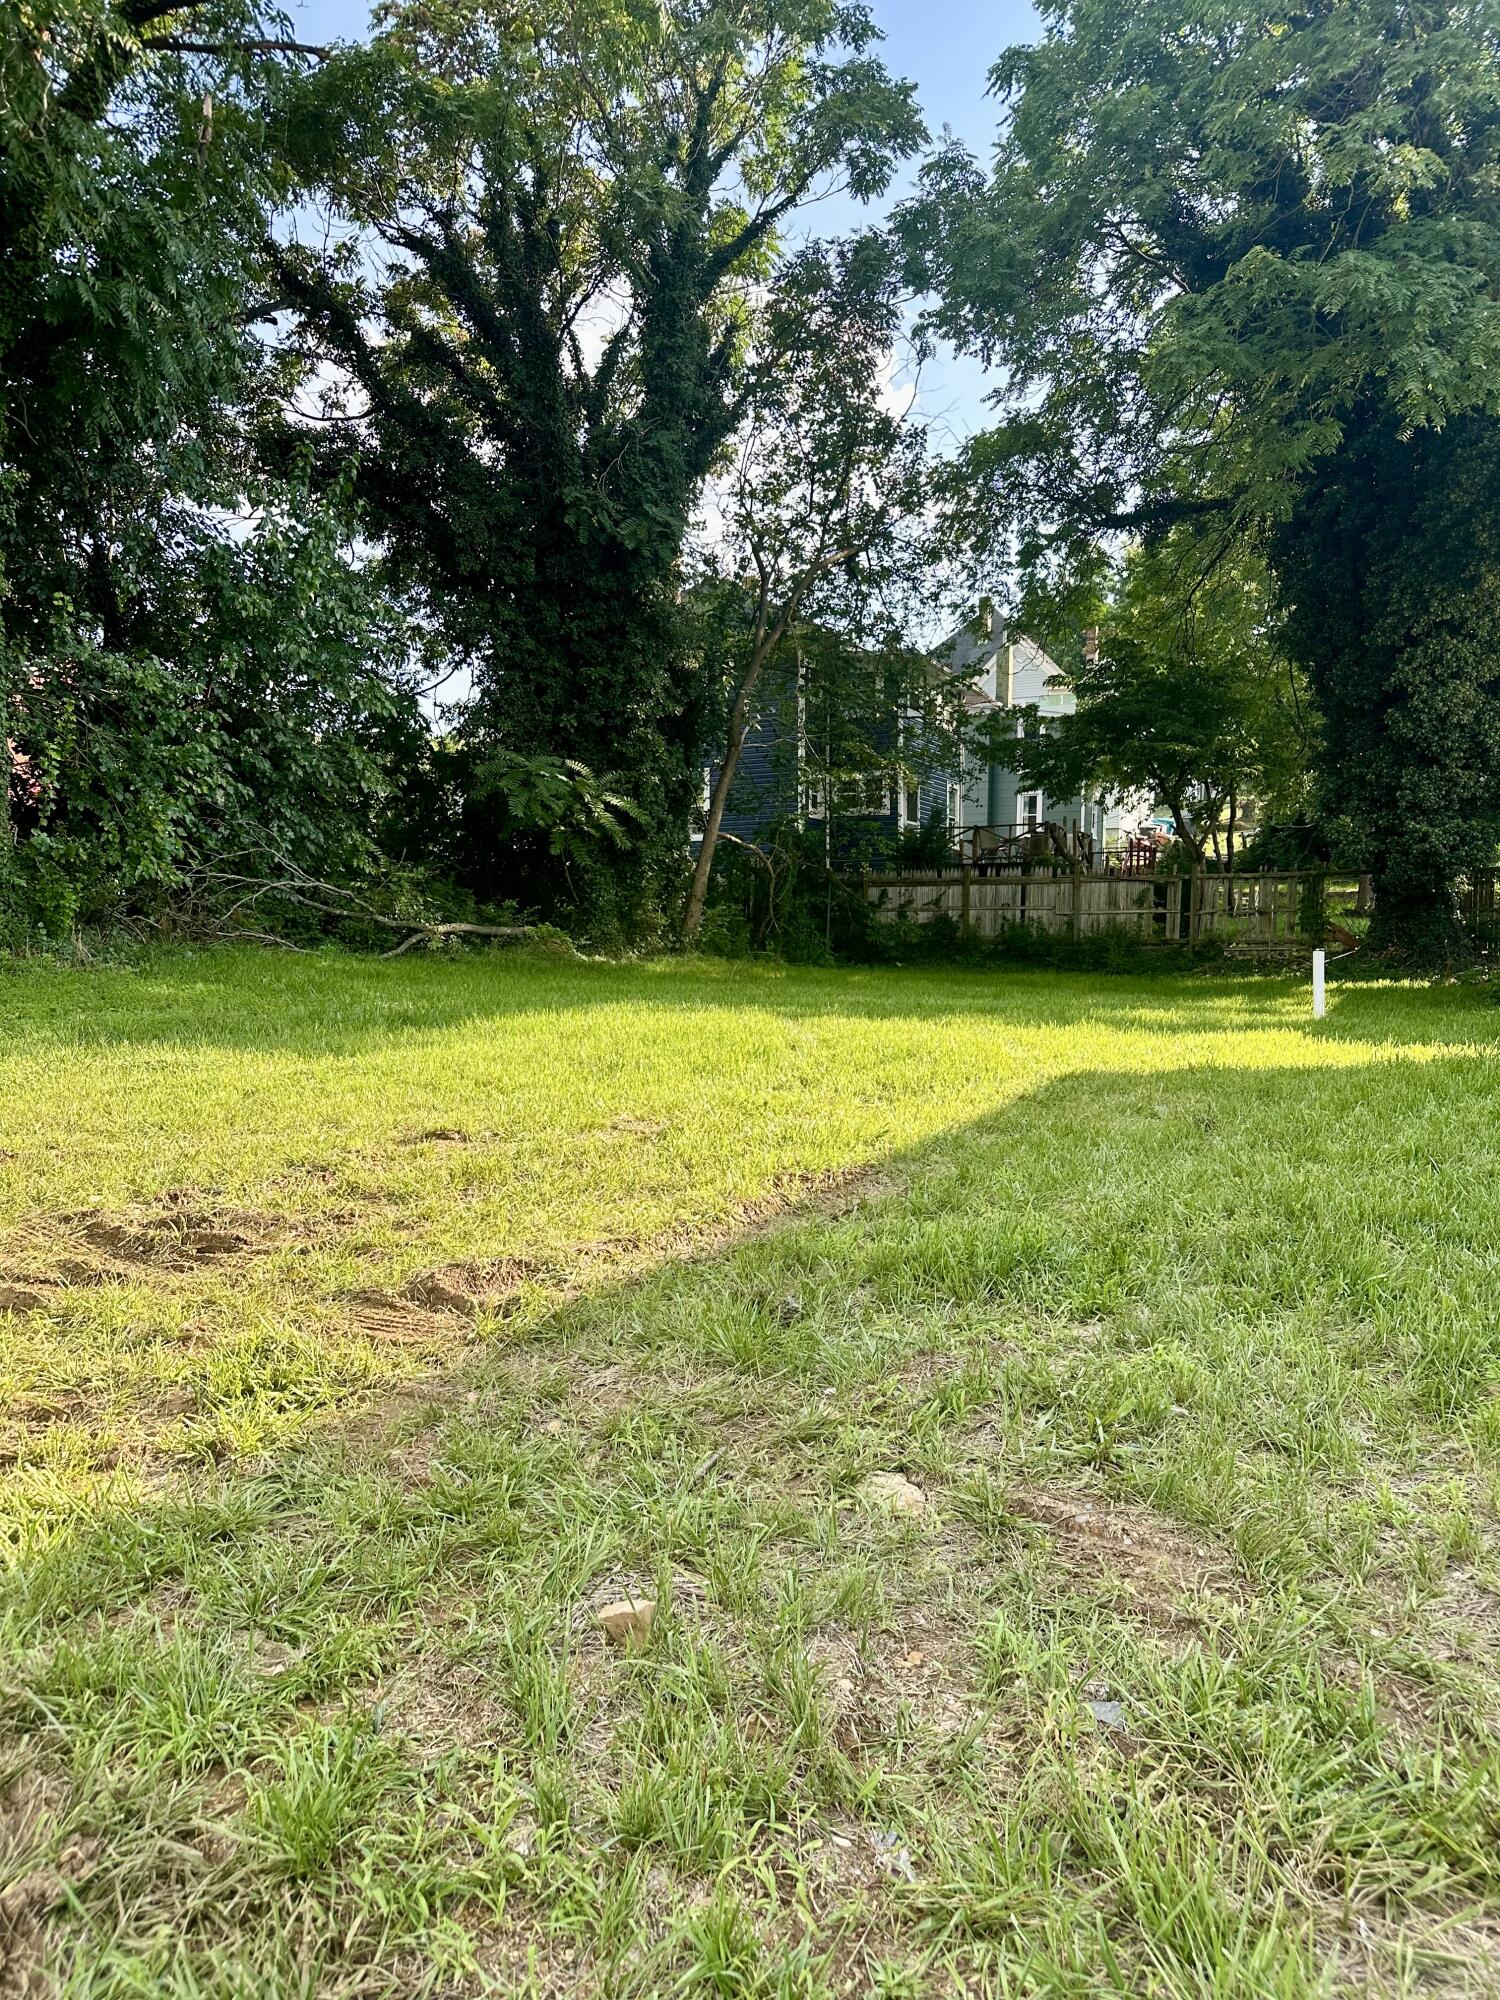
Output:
[{"xmin": 7, "ymin": 1026, "xmax": 1500, "ymax": 1996}]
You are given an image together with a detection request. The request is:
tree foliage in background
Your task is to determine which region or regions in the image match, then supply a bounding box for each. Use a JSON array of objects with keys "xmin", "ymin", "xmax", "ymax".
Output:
[
  {"xmin": 901, "ymin": 0, "xmax": 1500, "ymax": 958},
  {"xmin": 268, "ymin": 0, "xmax": 924, "ymax": 922},
  {"xmin": 1001, "ymin": 533, "xmax": 1312, "ymax": 870},
  {"xmin": 0, "ymin": 0, "xmax": 431, "ymax": 940},
  {"xmin": 1274, "ymin": 406, "xmax": 1500, "ymax": 952},
  {"xmin": 4, "ymin": 497, "xmax": 428, "ymax": 941},
  {"xmin": 1, "ymin": 0, "xmax": 299, "ymax": 650},
  {"xmin": 684, "ymin": 233, "xmax": 937, "ymax": 937}
]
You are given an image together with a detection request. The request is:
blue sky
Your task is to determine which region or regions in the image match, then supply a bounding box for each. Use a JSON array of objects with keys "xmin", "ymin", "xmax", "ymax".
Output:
[{"xmin": 283, "ymin": 0, "xmax": 1044, "ymax": 439}]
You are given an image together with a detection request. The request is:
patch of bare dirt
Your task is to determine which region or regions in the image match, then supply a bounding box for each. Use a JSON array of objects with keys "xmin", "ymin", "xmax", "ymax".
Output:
[
  {"xmin": 348, "ymin": 1164, "xmax": 902, "ymax": 1367},
  {"xmin": 345, "ymin": 1301, "xmax": 469, "ymax": 1348},
  {"xmin": 380, "ymin": 1655, "xmax": 513, "ymax": 1764},
  {"xmin": 809, "ymin": 1615, "xmax": 987, "ymax": 1761},
  {"xmin": 1007, "ymin": 1485, "xmax": 1246, "ymax": 1619},
  {"xmin": 764, "ymin": 1164, "xmax": 901, "ymax": 1222},
  {"xmin": 401, "ymin": 1257, "xmax": 543, "ymax": 1318},
  {"xmin": 69, "ymin": 1199, "xmax": 277, "ymax": 1268},
  {"xmin": 0, "ymin": 1195, "xmax": 313, "ymax": 1310},
  {"xmin": 0, "ymin": 1767, "xmax": 87, "ymax": 2000},
  {"xmin": 352, "ymin": 1257, "xmax": 546, "ymax": 1340}
]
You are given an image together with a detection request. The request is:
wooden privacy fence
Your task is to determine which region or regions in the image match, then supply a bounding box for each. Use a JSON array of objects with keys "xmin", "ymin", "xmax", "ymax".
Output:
[
  {"xmin": 1461, "ymin": 871, "xmax": 1499, "ymax": 942},
  {"xmin": 858, "ymin": 865, "xmax": 1324, "ymax": 952}
]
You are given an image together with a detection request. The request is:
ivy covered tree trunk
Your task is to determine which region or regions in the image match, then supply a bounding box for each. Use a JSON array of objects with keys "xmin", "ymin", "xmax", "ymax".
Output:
[
  {"xmin": 270, "ymin": 1, "xmax": 922, "ymax": 925},
  {"xmin": 1276, "ymin": 407, "xmax": 1500, "ymax": 965}
]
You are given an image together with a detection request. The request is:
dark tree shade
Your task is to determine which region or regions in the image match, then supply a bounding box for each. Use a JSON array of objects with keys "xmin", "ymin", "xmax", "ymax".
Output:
[{"xmin": 1277, "ymin": 409, "xmax": 1500, "ymax": 961}]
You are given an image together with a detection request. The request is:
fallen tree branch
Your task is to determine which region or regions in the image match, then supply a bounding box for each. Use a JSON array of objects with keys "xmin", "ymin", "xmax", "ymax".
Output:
[
  {"xmin": 185, "ymin": 856, "xmax": 544, "ymax": 957},
  {"xmin": 377, "ymin": 921, "xmax": 536, "ymax": 959}
]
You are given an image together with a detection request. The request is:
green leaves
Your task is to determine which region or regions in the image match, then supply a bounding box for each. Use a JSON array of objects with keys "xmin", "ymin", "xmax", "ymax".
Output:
[
  {"xmin": 267, "ymin": 0, "xmax": 925, "ymax": 912},
  {"xmin": 902, "ymin": 0, "xmax": 1500, "ymax": 951},
  {"xmin": 999, "ymin": 528, "xmax": 1311, "ymax": 860},
  {"xmin": 472, "ymin": 751, "xmax": 645, "ymax": 870},
  {"xmin": 903, "ymin": 0, "xmax": 1500, "ymax": 540},
  {"xmin": 1, "ymin": 495, "xmax": 430, "ymax": 941}
]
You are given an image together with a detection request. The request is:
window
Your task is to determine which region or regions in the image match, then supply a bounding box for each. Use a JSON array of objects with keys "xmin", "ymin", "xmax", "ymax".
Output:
[
  {"xmin": 1019, "ymin": 790, "xmax": 1041, "ymax": 834},
  {"xmin": 838, "ymin": 775, "xmax": 891, "ymax": 817},
  {"xmin": 946, "ymin": 781, "xmax": 962, "ymax": 832},
  {"xmin": 902, "ymin": 781, "xmax": 921, "ymax": 828}
]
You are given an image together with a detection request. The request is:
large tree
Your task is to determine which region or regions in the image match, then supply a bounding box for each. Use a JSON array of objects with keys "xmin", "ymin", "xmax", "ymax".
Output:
[
  {"xmin": 901, "ymin": 0, "xmax": 1500, "ymax": 958},
  {"xmin": 1, "ymin": 0, "xmax": 315, "ymax": 652},
  {"xmin": 269, "ymin": 0, "xmax": 924, "ymax": 919},
  {"xmin": 1, "ymin": 3, "xmax": 426, "ymax": 938}
]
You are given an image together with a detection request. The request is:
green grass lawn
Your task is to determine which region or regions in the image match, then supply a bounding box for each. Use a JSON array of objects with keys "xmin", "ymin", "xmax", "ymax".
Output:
[{"xmin": 2, "ymin": 947, "xmax": 1498, "ymax": 1998}]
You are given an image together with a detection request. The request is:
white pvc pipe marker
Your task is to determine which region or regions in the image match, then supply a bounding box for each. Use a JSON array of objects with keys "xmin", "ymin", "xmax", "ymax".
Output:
[{"xmin": 1312, "ymin": 947, "xmax": 1326, "ymax": 1020}]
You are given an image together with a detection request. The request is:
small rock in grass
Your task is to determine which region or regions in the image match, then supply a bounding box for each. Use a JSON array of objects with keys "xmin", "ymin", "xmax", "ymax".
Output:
[
  {"xmin": 596, "ymin": 1597, "xmax": 656, "ymax": 1647},
  {"xmin": 870, "ymin": 1829, "xmax": 917, "ymax": 1881},
  {"xmin": 860, "ymin": 1471, "xmax": 928, "ymax": 1517},
  {"xmin": 1088, "ymin": 1698, "xmax": 1126, "ymax": 1730}
]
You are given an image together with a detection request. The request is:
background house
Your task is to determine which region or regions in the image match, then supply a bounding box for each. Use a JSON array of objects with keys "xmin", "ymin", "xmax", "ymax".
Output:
[
  {"xmin": 941, "ymin": 610, "xmax": 1108, "ymax": 854},
  {"xmin": 697, "ymin": 609, "xmax": 1141, "ymax": 862},
  {"xmin": 698, "ymin": 649, "xmax": 959, "ymax": 858}
]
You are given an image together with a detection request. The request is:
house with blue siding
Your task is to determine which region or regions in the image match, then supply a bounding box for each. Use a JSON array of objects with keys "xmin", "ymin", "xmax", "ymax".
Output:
[
  {"xmin": 695, "ymin": 608, "xmax": 1106, "ymax": 860},
  {"xmin": 697, "ymin": 654, "xmax": 961, "ymax": 862}
]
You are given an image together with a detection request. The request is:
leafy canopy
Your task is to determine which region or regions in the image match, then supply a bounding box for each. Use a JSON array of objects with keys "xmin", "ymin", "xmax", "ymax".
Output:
[
  {"xmin": 901, "ymin": 0, "xmax": 1500, "ymax": 955},
  {"xmin": 1001, "ymin": 533, "xmax": 1311, "ymax": 862},
  {"xmin": 902, "ymin": 0, "xmax": 1500, "ymax": 563}
]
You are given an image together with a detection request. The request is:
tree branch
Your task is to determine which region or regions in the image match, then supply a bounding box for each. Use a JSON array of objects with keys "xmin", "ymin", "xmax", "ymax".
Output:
[{"xmin": 141, "ymin": 35, "xmax": 330, "ymax": 58}]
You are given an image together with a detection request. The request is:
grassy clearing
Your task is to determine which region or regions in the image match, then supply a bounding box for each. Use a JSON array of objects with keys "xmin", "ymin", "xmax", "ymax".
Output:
[{"xmin": 1, "ymin": 947, "xmax": 1499, "ymax": 1998}]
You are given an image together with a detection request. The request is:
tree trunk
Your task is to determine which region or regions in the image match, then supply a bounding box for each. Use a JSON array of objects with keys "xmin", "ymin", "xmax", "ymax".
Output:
[
  {"xmin": 1274, "ymin": 404, "xmax": 1500, "ymax": 975},
  {"xmin": 683, "ymin": 703, "xmax": 753, "ymax": 941},
  {"xmin": 682, "ymin": 593, "xmax": 811, "ymax": 941},
  {"xmin": 1162, "ymin": 792, "xmax": 1206, "ymax": 872}
]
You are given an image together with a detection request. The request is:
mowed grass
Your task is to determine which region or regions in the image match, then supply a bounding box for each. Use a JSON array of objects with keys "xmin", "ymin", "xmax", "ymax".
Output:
[{"xmin": 1, "ymin": 947, "xmax": 1499, "ymax": 1998}]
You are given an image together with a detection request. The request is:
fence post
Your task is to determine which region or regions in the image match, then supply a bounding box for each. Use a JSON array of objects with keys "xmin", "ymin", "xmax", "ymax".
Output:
[
  {"xmin": 1070, "ymin": 859, "xmax": 1082, "ymax": 940},
  {"xmin": 960, "ymin": 863, "xmax": 972, "ymax": 936}
]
